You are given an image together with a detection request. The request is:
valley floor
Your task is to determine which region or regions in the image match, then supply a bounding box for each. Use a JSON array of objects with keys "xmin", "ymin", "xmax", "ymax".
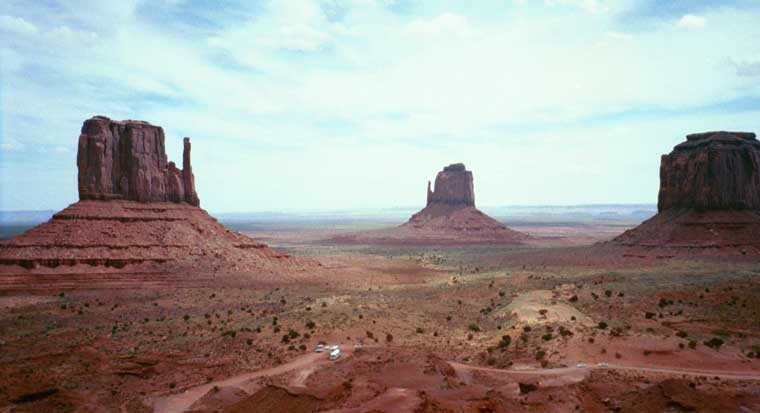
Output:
[{"xmin": 1, "ymin": 222, "xmax": 759, "ymax": 412}]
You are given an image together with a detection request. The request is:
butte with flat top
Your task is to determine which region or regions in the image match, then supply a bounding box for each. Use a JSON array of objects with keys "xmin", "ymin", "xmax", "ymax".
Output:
[
  {"xmin": 0, "ymin": 116, "xmax": 300, "ymax": 287},
  {"xmin": 611, "ymin": 131, "xmax": 760, "ymax": 257},
  {"xmin": 332, "ymin": 163, "xmax": 529, "ymax": 246}
]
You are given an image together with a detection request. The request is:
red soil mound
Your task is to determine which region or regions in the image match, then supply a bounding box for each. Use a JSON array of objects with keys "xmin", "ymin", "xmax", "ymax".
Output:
[{"xmin": 611, "ymin": 208, "xmax": 760, "ymax": 256}]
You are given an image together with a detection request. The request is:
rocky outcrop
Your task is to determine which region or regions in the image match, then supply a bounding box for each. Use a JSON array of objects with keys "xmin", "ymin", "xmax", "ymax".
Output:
[
  {"xmin": 332, "ymin": 163, "xmax": 529, "ymax": 245},
  {"xmin": 658, "ymin": 131, "xmax": 760, "ymax": 212},
  {"xmin": 426, "ymin": 163, "xmax": 475, "ymax": 207},
  {"xmin": 77, "ymin": 116, "xmax": 200, "ymax": 206},
  {"xmin": 1, "ymin": 116, "xmax": 304, "ymax": 276},
  {"xmin": 612, "ymin": 131, "xmax": 760, "ymax": 257}
]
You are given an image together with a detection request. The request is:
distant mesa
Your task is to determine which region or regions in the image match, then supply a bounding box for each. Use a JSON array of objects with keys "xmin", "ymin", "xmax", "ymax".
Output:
[
  {"xmin": 333, "ymin": 163, "xmax": 530, "ymax": 245},
  {"xmin": 612, "ymin": 131, "xmax": 760, "ymax": 257},
  {"xmin": 0, "ymin": 116, "xmax": 298, "ymax": 279}
]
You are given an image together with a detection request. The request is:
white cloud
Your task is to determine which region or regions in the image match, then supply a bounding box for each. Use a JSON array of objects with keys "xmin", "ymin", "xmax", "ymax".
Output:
[
  {"xmin": 0, "ymin": 138, "xmax": 25, "ymax": 151},
  {"xmin": 676, "ymin": 14, "xmax": 707, "ymax": 29},
  {"xmin": 545, "ymin": 0, "xmax": 605, "ymax": 14},
  {"xmin": 46, "ymin": 26, "xmax": 99, "ymax": 44},
  {"xmin": 406, "ymin": 13, "xmax": 472, "ymax": 37},
  {"xmin": 0, "ymin": 15, "xmax": 38, "ymax": 36},
  {"xmin": 2, "ymin": 1, "xmax": 760, "ymax": 211}
]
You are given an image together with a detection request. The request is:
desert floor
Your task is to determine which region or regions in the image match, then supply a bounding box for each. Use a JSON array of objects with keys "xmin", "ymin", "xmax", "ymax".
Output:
[{"xmin": 1, "ymin": 219, "xmax": 759, "ymax": 412}]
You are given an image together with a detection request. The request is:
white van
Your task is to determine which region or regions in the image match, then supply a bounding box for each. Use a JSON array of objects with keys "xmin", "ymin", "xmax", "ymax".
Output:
[{"xmin": 330, "ymin": 348, "xmax": 341, "ymax": 361}]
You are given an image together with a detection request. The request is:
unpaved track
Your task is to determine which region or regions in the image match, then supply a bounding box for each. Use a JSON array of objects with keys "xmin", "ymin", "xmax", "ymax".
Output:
[
  {"xmin": 154, "ymin": 349, "xmax": 760, "ymax": 413},
  {"xmin": 451, "ymin": 362, "xmax": 760, "ymax": 381},
  {"xmin": 153, "ymin": 352, "xmax": 328, "ymax": 413}
]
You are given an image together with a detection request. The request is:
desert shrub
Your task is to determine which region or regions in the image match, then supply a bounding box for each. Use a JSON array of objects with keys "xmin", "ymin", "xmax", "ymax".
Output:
[
  {"xmin": 645, "ymin": 312, "xmax": 655, "ymax": 319},
  {"xmin": 246, "ymin": 339, "xmax": 253, "ymax": 345},
  {"xmin": 605, "ymin": 290, "xmax": 612, "ymax": 298},
  {"xmin": 598, "ymin": 321, "xmax": 608, "ymax": 330},
  {"xmin": 676, "ymin": 331, "xmax": 688, "ymax": 338},
  {"xmin": 610, "ymin": 327, "xmax": 623, "ymax": 337},
  {"xmin": 321, "ymin": 302, "xmax": 327, "ymax": 307},
  {"xmin": 281, "ymin": 334, "xmax": 290, "ymax": 343},
  {"xmin": 273, "ymin": 326, "xmax": 281, "ymax": 333},
  {"xmin": 487, "ymin": 357, "xmax": 496, "ymax": 366},
  {"xmin": 467, "ymin": 333, "xmax": 474, "ymax": 340},
  {"xmin": 558, "ymin": 327, "xmax": 573, "ymax": 337},
  {"xmin": 288, "ymin": 329, "xmax": 300, "ymax": 339},
  {"xmin": 569, "ymin": 295, "xmax": 578, "ymax": 302},
  {"xmin": 618, "ymin": 292, "xmax": 624, "ymax": 297},
  {"xmin": 499, "ymin": 335, "xmax": 511, "ymax": 348},
  {"xmin": 386, "ymin": 333, "xmax": 393, "ymax": 343},
  {"xmin": 183, "ymin": 314, "xmax": 190, "ymax": 321},
  {"xmin": 305, "ymin": 320, "xmax": 316, "ymax": 329},
  {"xmin": 222, "ymin": 330, "xmax": 236, "ymax": 338},
  {"xmin": 542, "ymin": 333, "xmax": 553, "ymax": 341},
  {"xmin": 535, "ymin": 350, "xmax": 545, "ymax": 360},
  {"xmin": 704, "ymin": 338, "xmax": 724, "ymax": 349},
  {"xmin": 468, "ymin": 324, "xmax": 481, "ymax": 332},
  {"xmin": 498, "ymin": 291, "xmax": 505, "ymax": 297},
  {"xmin": 299, "ymin": 344, "xmax": 307, "ymax": 351},
  {"xmin": 446, "ymin": 315, "xmax": 452, "ymax": 321},
  {"xmin": 658, "ymin": 298, "xmax": 673, "ymax": 308},
  {"xmin": 538, "ymin": 309, "xmax": 548, "ymax": 316},
  {"xmin": 416, "ymin": 327, "xmax": 424, "ymax": 334},
  {"xmin": 523, "ymin": 326, "xmax": 532, "ymax": 332}
]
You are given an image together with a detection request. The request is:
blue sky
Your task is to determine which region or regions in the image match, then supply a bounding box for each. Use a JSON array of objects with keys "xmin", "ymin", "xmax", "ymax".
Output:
[{"xmin": 1, "ymin": 0, "xmax": 759, "ymax": 212}]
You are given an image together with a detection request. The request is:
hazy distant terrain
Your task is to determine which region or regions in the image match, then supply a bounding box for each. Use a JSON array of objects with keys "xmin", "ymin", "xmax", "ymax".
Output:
[{"xmin": 0, "ymin": 205, "xmax": 656, "ymax": 239}]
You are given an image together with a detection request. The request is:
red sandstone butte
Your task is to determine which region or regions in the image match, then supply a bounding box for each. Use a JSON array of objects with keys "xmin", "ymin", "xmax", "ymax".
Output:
[
  {"xmin": 0, "ymin": 116, "xmax": 299, "ymax": 275},
  {"xmin": 613, "ymin": 131, "xmax": 760, "ymax": 256},
  {"xmin": 333, "ymin": 163, "xmax": 529, "ymax": 245},
  {"xmin": 77, "ymin": 116, "xmax": 200, "ymax": 206}
]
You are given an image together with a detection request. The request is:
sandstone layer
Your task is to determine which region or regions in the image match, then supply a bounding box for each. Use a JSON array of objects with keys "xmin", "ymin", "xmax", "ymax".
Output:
[
  {"xmin": 658, "ymin": 131, "xmax": 760, "ymax": 211},
  {"xmin": 333, "ymin": 163, "xmax": 529, "ymax": 245},
  {"xmin": 612, "ymin": 131, "xmax": 760, "ymax": 257},
  {"xmin": 78, "ymin": 116, "xmax": 200, "ymax": 206},
  {"xmin": 1, "ymin": 116, "xmax": 298, "ymax": 274}
]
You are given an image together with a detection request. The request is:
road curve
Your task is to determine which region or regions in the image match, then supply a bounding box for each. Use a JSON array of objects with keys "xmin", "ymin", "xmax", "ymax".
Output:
[{"xmin": 153, "ymin": 351, "xmax": 328, "ymax": 413}]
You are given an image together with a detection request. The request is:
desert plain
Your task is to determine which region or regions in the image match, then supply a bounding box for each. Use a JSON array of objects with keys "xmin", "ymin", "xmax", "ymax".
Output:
[{"xmin": 1, "ymin": 209, "xmax": 760, "ymax": 413}]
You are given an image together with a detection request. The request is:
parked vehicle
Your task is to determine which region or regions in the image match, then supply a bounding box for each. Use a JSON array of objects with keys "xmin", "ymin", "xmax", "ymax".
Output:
[
  {"xmin": 330, "ymin": 348, "xmax": 341, "ymax": 361},
  {"xmin": 597, "ymin": 362, "xmax": 609, "ymax": 367},
  {"xmin": 315, "ymin": 344, "xmax": 325, "ymax": 353},
  {"xmin": 576, "ymin": 363, "xmax": 588, "ymax": 368}
]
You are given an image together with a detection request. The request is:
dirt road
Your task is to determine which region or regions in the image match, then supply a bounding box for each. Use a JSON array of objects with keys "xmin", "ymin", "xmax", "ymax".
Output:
[
  {"xmin": 451, "ymin": 361, "xmax": 760, "ymax": 381},
  {"xmin": 154, "ymin": 348, "xmax": 760, "ymax": 413},
  {"xmin": 153, "ymin": 351, "xmax": 330, "ymax": 413}
]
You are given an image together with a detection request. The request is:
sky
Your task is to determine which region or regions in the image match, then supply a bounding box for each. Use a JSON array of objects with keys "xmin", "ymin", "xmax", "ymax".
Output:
[{"xmin": 1, "ymin": 0, "xmax": 760, "ymax": 213}]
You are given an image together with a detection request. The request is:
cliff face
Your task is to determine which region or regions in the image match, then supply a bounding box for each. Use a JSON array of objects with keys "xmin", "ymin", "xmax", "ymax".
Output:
[
  {"xmin": 427, "ymin": 163, "xmax": 475, "ymax": 207},
  {"xmin": 1, "ymin": 115, "xmax": 305, "ymax": 274},
  {"xmin": 77, "ymin": 116, "xmax": 200, "ymax": 206},
  {"xmin": 612, "ymin": 131, "xmax": 760, "ymax": 257},
  {"xmin": 658, "ymin": 131, "xmax": 760, "ymax": 212}
]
